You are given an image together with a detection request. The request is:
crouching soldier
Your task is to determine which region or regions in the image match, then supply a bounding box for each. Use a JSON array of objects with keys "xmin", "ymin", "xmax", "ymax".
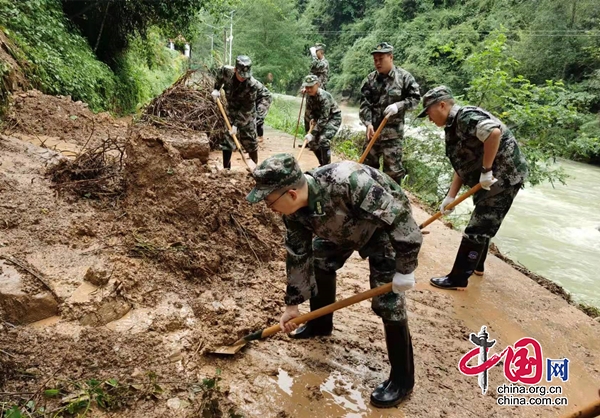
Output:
[
  {"xmin": 246, "ymin": 154, "xmax": 423, "ymax": 408},
  {"xmin": 302, "ymin": 74, "xmax": 342, "ymax": 166},
  {"xmin": 212, "ymin": 55, "xmax": 272, "ymax": 168}
]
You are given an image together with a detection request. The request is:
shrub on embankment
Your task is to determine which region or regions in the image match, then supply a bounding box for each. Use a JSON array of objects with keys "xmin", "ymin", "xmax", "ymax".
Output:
[{"xmin": 0, "ymin": 0, "xmax": 188, "ymax": 114}]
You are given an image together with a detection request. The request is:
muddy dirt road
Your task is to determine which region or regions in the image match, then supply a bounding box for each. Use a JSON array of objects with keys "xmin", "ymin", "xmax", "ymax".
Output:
[{"xmin": 1, "ymin": 93, "xmax": 599, "ymax": 418}]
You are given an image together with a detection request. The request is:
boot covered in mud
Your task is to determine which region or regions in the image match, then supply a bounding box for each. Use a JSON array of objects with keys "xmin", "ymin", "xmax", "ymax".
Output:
[
  {"xmin": 430, "ymin": 236, "xmax": 485, "ymax": 290},
  {"xmin": 474, "ymin": 237, "xmax": 490, "ymax": 276},
  {"xmin": 248, "ymin": 150, "xmax": 258, "ymax": 164},
  {"xmin": 370, "ymin": 320, "xmax": 414, "ymax": 408},
  {"xmin": 222, "ymin": 150, "xmax": 232, "ymax": 169},
  {"xmin": 290, "ymin": 268, "xmax": 336, "ymax": 339}
]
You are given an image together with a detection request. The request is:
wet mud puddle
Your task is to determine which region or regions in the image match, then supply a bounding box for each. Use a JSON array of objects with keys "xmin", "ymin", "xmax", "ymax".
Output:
[{"xmin": 236, "ymin": 368, "xmax": 403, "ymax": 418}]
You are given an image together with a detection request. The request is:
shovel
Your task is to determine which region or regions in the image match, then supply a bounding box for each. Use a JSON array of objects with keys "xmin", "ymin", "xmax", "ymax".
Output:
[
  {"xmin": 213, "ymin": 282, "xmax": 395, "ymax": 355},
  {"xmin": 358, "ymin": 116, "xmax": 389, "ymax": 164},
  {"xmin": 296, "ymin": 121, "xmax": 315, "ymax": 161},
  {"xmin": 560, "ymin": 391, "xmax": 600, "ymax": 418},
  {"xmin": 215, "ymin": 97, "xmax": 255, "ymax": 172},
  {"xmin": 293, "ymin": 92, "xmax": 306, "ymax": 149},
  {"xmin": 213, "ymin": 182, "xmax": 488, "ymax": 355}
]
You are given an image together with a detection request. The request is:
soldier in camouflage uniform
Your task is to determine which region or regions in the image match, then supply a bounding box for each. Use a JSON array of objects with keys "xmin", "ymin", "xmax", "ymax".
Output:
[
  {"xmin": 359, "ymin": 42, "xmax": 421, "ymax": 184},
  {"xmin": 211, "ymin": 55, "xmax": 272, "ymax": 168},
  {"xmin": 309, "ymin": 43, "xmax": 329, "ymax": 90},
  {"xmin": 417, "ymin": 86, "xmax": 528, "ymax": 289},
  {"xmin": 301, "ymin": 75, "xmax": 342, "ymax": 166},
  {"xmin": 247, "ymin": 154, "xmax": 423, "ymax": 408}
]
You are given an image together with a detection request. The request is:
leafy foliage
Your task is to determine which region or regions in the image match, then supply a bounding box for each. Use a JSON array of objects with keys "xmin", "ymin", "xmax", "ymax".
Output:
[
  {"xmin": 0, "ymin": 0, "xmax": 188, "ymax": 113},
  {"xmin": 232, "ymin": 0, "xmax": 310, "ymax": 93},
  {"xmin": 60, "ymin": 0, "xmax": 232, "ymax": 65},
  {"xmin": 0, "ymin": 0, "xmax": 116, "ymax": 111}
]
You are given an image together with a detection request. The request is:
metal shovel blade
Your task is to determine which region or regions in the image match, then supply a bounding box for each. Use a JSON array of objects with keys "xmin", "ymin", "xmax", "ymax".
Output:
[{"xmin": 212, "ymin": 341, "xmax": 247, "ymax": 355}]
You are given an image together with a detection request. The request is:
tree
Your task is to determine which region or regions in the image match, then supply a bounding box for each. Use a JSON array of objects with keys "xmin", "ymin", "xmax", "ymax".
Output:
[
  {"xmin": 232, "ymin": 0, "xmax": 310, "ymax": 92},
  {"xmin": 61, "ymin": 0, "xmax": 232, "ymax": 66}
]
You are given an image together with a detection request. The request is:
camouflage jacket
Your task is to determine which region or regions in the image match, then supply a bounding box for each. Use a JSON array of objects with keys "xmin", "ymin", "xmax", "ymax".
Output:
[
  {"xmin": 310, "ymin": 58, "xmax": 329, "ymax": 87},
  {"xmin": 305, "ymin": 88, "xmax": 341, "ymax": 135},
  {"xmin": 445, "ymin": 105, "xmax": 528, "ymax": 190},
  {"xmin": 283, "ymin": 162, "xmax": 423, "ymax": 305},
  {"xmin": 214, "ymin": 66, "xmax": 272, "ymax": 125},
  {"xmin": 359, "ymin": 66, "xmax": 420, "ymax": 140}
]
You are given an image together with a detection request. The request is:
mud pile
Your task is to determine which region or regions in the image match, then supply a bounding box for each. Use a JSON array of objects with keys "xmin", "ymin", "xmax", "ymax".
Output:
[
  {"xmin": 2, "ymin": 89, "xmax": 128, "ymax": 146},
  {"xmin": 122, "ymin": 125, "xmax": 284, "ymax": 281}
]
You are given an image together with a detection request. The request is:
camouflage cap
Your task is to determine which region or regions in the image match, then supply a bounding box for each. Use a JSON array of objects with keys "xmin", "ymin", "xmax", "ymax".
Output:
[
  {"xmin": 235, "ymin": 55, "xmax": 252, "ymax": 79},
  {"xmin": 302, "ymin": 74, "xmax": 320, "ymax": 87},
  {"xmin": 314, "ymin": 43, "xmax": 326, "ymax": 52},
  {"xmin": 416, "ymin": 85, "xmax": 454, "ymax": 118},
  {"xmin": 371, "ymin": 42, "xmax": 394, "ymax": 55},
  {"xmin": 246, "ymin": 153, "xmax": 304, "ymax": 204}
]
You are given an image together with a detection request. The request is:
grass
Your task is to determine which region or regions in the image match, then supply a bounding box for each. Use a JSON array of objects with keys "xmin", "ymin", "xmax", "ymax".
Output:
[{"xmin": 264, "ymin": 96, "xmax": 306, "ymax": 137}]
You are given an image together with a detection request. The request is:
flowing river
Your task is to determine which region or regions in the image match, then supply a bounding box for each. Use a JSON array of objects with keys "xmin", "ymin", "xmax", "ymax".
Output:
[{"xmin": 272, "ymin": 93, "xmax": 600, "ymax": 308}]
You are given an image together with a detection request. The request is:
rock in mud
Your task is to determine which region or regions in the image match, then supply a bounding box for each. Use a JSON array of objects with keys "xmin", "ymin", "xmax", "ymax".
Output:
[
  {"xmin": 0, "ymin": 261, "xmax": 58, "ymax": 324},
  {"xmin": 167, "ymin": 133, "xmax": 210, "ymax": 162},
  {"xmin": 83, "ymin": 264, "xmax": 110, "ymax": 287},
  {"xmin": 79, "ymin": 299, "xmax": 131, "ymax": 326}
]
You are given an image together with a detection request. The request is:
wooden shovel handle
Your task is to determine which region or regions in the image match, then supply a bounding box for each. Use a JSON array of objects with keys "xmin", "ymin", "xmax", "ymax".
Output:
[
  {"xmin": 297, "ymin": 120, "xmax": 315, "ymax": 161},
  {"xmin": 419, "ymin": 183, "xmax": 483, "ymax": 230},
  {"xmin": 260, "ymin": 283, "xmax": 393, "ymax": 339},
  {"xmin": 358, "ymin": 116, "xmax": 389, "ymax": 164},
  {"xmin": 293, "ymin": 92, "xmax": 306, "ymax": 148},
  {"xmin": 560, "ymin": 396, "xmax": 600, "ymax": 418},
  {"xmin": 215, "ymin": 97, "xmax": 253, "ymax": 171}
]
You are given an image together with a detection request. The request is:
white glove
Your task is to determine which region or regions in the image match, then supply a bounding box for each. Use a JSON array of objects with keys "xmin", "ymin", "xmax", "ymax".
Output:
[
  {"xmin": 229, "ymin": 125, "xmax": 237, "ymax": 137},
  {"xmin": 304, "ymin": 133, "xmax": 314, "ymax": 143},
  {"xmin": 211, "ymin": 89, "xmax": 220, "ymax": 99},
  {"xmin": 479, "ymin": 171, "xmax": 498, "ymax": 190},
  {"xmin": 392, "ymin": 272, "xmax": 415, "ymax": 294},
  {"xmin": 440, "ymin": 195, "xmax": 455, "ymax": 215},
  {"xmin": 384, "ymin": 103, "xmax": 399, "ymax": 116},
  {"xmin": 310, "ymin": 47, "xmax": 317, "ymax": 59}
]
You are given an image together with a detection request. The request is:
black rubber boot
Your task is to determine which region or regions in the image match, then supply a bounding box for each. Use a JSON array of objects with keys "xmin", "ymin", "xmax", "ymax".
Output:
[
  {"xmin": 430, "ymin": 236, "xmax": 486, "ymax": 290},
  {"xmin": 474, "ymin": 238, "xmax": 490, "ymax": 276},
  {"xmin": 248, "ymin": 150, "xmax": 258, "ymax": 164},
  {"xmin": 370, "ymin": 320, "xmax": 414, "ymax": 408},
  {"xmin": 311, "ymin": 148, "xmax": 323, "ymax": 165},
  {"xmin": 290, "ymin": 268, "xmax": 336, "ymax": 339},
  {"xmin": 320, "ymin": 146, "xmax": 331, "ymax": 166},
  {"xmin": 222, "ymin": 150, "xmax": 232, "ymax": 169}
]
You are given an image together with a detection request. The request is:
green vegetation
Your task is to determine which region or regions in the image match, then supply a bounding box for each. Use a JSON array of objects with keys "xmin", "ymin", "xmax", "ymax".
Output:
[
  {"xmin": 0, "ymin": 0, "xmax": 207, "ymax": 113},
  {"xmin": 212, "ymin": 0, "xmax": 600, "ymax": 166},
  {"xmin": 0, "ymin": 370, "xmax": 231, "ymax": 418},
  {"xmin": 264, "ymin": 96, "xmax": 307, "ymax": 137},
  {"xmin": 0, "ymin": 0, "xmax": 116, "ymax": 111}
]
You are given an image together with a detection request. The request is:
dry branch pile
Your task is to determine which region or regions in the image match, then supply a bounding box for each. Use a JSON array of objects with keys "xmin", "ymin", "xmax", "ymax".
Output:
[
  {"xmin": 46, "ymin": 135, "xmax": 127, "ymax": 198},
  {"xmin": 141, "ymin": 70, "xmax": 226, "ymax": 150}
]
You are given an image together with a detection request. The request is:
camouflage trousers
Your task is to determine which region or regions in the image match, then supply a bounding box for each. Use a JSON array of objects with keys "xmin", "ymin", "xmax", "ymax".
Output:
[
  {"xmin": 221, "ymin": 114, "xmax": 258, "ymax": 153},
  {"xmin": 363, "ymin": 136, "xmax": 405, "ymax": 184},
  {"xmin": 304, "ymin": 112, "xmax": 341, "ymax": 151},
  {"xmin": 464, "ymin": 183, "xmax": 523, "ymax": 245},
  {"xmin": 313, "ymin": 230, "xmax": 407, "ymax": 322}
]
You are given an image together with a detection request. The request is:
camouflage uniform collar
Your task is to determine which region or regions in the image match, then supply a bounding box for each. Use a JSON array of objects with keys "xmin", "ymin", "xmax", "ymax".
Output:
[
  {"xmin": 445, "ymin": 104, "xmax": 461, "ymax": 128},
  {"xmin": 379, "ymin": 66, "xmax": 396, "ymax": 79},
  {"xmin": 306, "ymin": 174, "xmax": 326, "ymax": 216}
]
